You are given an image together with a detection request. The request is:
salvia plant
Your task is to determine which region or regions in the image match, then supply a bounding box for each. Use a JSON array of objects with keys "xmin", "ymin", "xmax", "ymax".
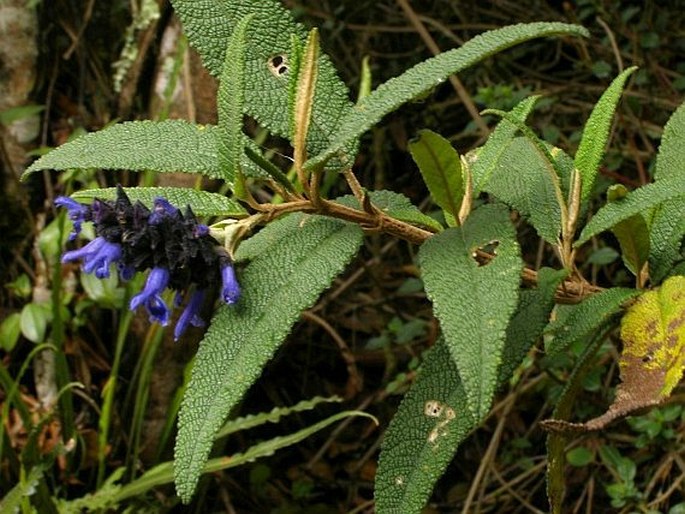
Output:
[{"xmin": 19, "ymin": 0, "xmax": 685, "ymax": 512}]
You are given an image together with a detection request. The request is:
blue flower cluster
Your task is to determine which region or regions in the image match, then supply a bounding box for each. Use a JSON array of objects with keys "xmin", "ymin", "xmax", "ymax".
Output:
[{"xmin": 55, "ymin": 187, "xmax": 240, "ymax": 340}]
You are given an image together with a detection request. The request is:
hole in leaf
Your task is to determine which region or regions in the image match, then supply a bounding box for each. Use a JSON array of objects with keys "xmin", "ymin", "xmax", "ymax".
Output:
[
  {"xmin": 642, "ymin": 352, "xmax": 654, "ymax": 364},
  {"xmin": 268, "ymin": 54, "xmax": 289, "ymax": 77},
  {"xmin": 471, "ymin": 240, "xmax": 500, "ymax": 266},
  {"xmin": 424, "ymin": 400, "xmax": 443, "ymax": 418}
]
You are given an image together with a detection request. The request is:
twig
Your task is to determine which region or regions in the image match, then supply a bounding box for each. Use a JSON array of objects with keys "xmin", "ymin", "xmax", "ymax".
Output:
[
  {"xmin": 596, "ymin": 17, "xmax": 624, "ymax": 73},
  {"xmin": 301, "ymin": 311, "xmax": 363, "ymax": 397},
  {"xmin": 460, "ymin": 395, "xmax": 516, "ymax": 514},
  {"xmin": 396, "ymin": 0, "xmax": 488, "ymax": 135}
]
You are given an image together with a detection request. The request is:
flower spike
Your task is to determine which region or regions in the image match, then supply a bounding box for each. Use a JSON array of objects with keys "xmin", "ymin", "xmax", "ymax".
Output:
[{"xmin": 56, "ymin": 187, "xmax": 242, "ymax": 337}]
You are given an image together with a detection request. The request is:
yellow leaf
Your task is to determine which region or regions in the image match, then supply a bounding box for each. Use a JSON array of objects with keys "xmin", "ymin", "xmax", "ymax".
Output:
[{"xmin": 544, "ymin": 275, "xmax": 685, "ymax": 433}]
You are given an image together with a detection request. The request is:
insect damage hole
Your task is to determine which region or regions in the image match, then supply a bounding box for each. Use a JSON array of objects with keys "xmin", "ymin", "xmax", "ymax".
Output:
[
  {"xmin": 424, "ymin": 400, "xmax": 456, "ymax": 446},
  {"xmin": 471, "ymin": 239, "xmax": 500, "ymax": 266},
  {"xmin": 268, "ymin": 54, "xmax": 289, "ymax": 77}
]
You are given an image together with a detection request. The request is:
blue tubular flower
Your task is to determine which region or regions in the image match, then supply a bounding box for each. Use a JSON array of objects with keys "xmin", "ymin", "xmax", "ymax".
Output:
[
  {"xmin": 220, "ymin": 262, "xmax": 241, "ymax": 305},
  {"xmin": 62, "ymin": 236, "xmax": 122, "ymax": 278},
  {"xmin": 55, "ymin": 196, "xmax": 90, "ymax": 240},
  {"xmin": 130, "ymin": 267, "xmax": 171, "ymax": 326},
  {"xmin": 174, "ymin": 289, "xmax": 206, "ymax": 341},
  {"xmin": 83, "ymin": 240, "xmax": 122, "ymax": 279}
]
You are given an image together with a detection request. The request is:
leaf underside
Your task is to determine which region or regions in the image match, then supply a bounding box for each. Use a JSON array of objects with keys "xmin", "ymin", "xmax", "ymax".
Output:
[
  {"xmin": 174, "ymin": 213, "xmax": 363, "ymax": 502},
  {"xmin": 216, "ymin": 14, "xmax": 252, "ymax": 178},
  {"xmin": 418, "ymin": 203, "xmax": 522, "ymax": 419},
  {"xmin": 577, "ymin": 178, "xmax": 685, "ymax": 246},
  {"xmin": 479, "ymin": 137, "xmax": 573, "ymax": 244},
  {"xmin": 470, "ymin": 95, "xmax": 539, "ymax": 195},
  {"xmin": 408, "ymin": 129, "xmax": 463, "ymax": 222}
]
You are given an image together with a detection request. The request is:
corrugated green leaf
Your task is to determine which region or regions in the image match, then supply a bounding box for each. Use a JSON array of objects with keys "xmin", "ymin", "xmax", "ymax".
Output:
[
  {"xmin": 375, "ymin": 339, "xmax": 477, "ymax": 514},
  {"xmin": 649, "ymin": 101, "xmax": 685, "ymax": 282},
  {"xmin": 577, "ymin": 178, "xmax": 685, "ymax": 246},
  {"xmin": 574, "ymin": 67, "xmax": 637, "ymax": 205},
  {"xmin": 479, "ymin": 137, "xmax": 573, "ymax": 244},
  {"xmin": 470, "ymin": 95, "xmax": 539, "ymax": 194},
  {"xmin": 376, "ymin": 269, "xmax": 565, "ymax": 514},
  {"xmin": 305, "ymin": 22, "xmax": 588, "ymax": 171},
  {"xmin": 498, "ymin": 267, "xmax": 568, "ymax": 385},
  {"xmin": 22, "ymin": 120, "xmax": 267, "ymax": 182},
  {"xmin": 545, "ymin": 287, "xmax": 639, "ymax": 356},
  {"xmin": 23, "ymin": 121, "xmax": 222, "ymax": 179},
  {"xmin": 217, "ymin": 14, "xmax": 252, "ymax": 177},
  {"xmin": 72, "ymin": 187, "xmax": 247, "ymax": 218},
  {"xmin": 418, "ymin": 203, "xmax": 522, "ymax": 419},
  {"xmin": 408, "ymin": 129, "xmax": 463, "ymax": 223},
  {"xmin": 170, "ymin": 0, "xmax": 354, "ymax": 168},
  {"xmin": 174, "ymin": 214, "xmax": 363, "ymax": 502}
]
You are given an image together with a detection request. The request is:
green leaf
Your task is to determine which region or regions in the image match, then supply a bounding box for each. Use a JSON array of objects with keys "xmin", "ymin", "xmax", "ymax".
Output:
[
  {"xmin": 375, "ymin": 339, "xmax": 477, "ymax": 514},
  {"xmin": 649, "ymin": 101, "xmax": 685, "ymax": 282},
  {"xmin": 606, "ymin": 185, "xmax": 650, "ymax": 276},
  {"xmin": 0, "ymin": 313, "xmax": 21, "ymax": 352},
  {"xmin": 0, "ymin": 464, "xmax": 43, "ymax": 513},
  {"xmin": 174, "ymin": 214, "xmax": 363, "ymax": 502},
  {"xmin": 418, "ymin": 203, "xmax": 522, "ymax": 419},
  {"xmin": 470, "ymin": 95, "xmax": 539, "ymax": 195},
  {"xmin": 20, "ymin": 303, "xmax": 52, "ymax": 344},
  {"xmin": 216, "ymin": 395, "xmax": 342, "ymax": 439},
  {"xmin": 217, "ymin": 14, "xmax": 253, "ymax": 178},
  {"xmin": 544, "ymin": 327, "xmax": 612, "ymax": 512},
  {"xmin": 566, "ymin": 446, "xmax": 594, "ymax": 467},
  {"xmin": 408, "ymin": 129, "xmax": 463, "ymax": 223},
  {"xmin": 23, "ymin": 121, "xmax": 220, "ymax": 179},
  {"xmin": 577, "ymin": 177, "xmax": 685, "ymax": 246},
  {"xmin": 574, "ymin": 67, "xmax": 637, "ymax": 206},
  {"xmin": 122, "ymin": 409, "xmax": 374, "ymax": 503},
  {"xmin": 305, "ymin": 22, "xmax": 588, "ymax": 171},
  {"xmin": 478, "ymin": 137, "xmax": 573, "ymax": 244},
  {"xmin": 545, "ymin": 287, "xmax": 639, "ymax": 356},
  {"xmin": 72, "ymin": 187, "xmax": 247, "ymax": 218},
  {"xmin": 57, "ymin": 468, "xmax": 126, "ymax": 514},
  {"xmin": 498, "ymin": 267, "xmax": 568, "ymax": 386},
  {"xmin": 170, "ymin": 0, "xmax": 354, "ymax": 169}
]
